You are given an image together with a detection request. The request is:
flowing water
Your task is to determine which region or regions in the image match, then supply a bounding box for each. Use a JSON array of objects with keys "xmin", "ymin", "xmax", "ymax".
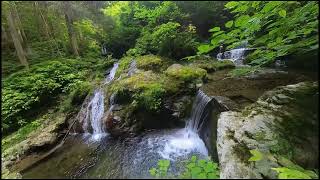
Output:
[
  {"xmin": 22, "ymin": 90, "xmax": 213, "ymax": 178},
  {"xmin": 217, "ymin": 48, "xmax": 252, "ymax": 66},
  {"xmin": 81, "ymin": 62, "xmax": 119, "ymax": 141}
]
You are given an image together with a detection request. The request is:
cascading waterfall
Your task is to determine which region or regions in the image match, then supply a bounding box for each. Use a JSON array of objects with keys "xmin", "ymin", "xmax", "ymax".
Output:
[
  {"xmin": 82, "ymin": 89, "xmax": 106, "ymax": 140},
  {"xmin": 217, "ymin": 48, "xmax": 248, "ymax": 66},
  {"xmin": 141, "ymin": 90, "xmax": 212, "ymax": 160},
  {"xmin": 81, "ymin": 62, "xmax": 119, "ymax": 141},
  {"xmin": 186, "ymin": 90, "xmax": 213, "ymax": 132}
]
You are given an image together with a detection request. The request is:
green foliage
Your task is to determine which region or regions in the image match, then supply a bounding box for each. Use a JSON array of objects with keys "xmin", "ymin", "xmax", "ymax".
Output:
[
  {"xmin": 59, "ymin": 81, "xmax": 93, "ymax": 113},
  {"xmin": 115, "ymin": 56, "xmax": 134, "ymax": 78},
  {"xmin": 129, "ymin": 22, "xmax": 199, "ymax": 59},
  {"xmin": 165, "ymin": 65, "xmax": 207, "ymax": 82},
  {"xmin": 198, "ymin": 1, "xmax": 319, "ymax": 66},
  {"xmin": 180, "ymin": 156, "xmax": 220, "ymax": 179},
  {"xmin": 2, "ymin": 58, "xmax": 112, "ymax": 135},
  {"xmin": 150, "ymin": 156, "xmax": 220, "ymax": 179},
  {"xmin": 272, "ymin": 167, "xmax": 316, "ymax": 179},
  {"xmin": 149, "ymin": 159, "xmax": 171, "ymax": 178}
]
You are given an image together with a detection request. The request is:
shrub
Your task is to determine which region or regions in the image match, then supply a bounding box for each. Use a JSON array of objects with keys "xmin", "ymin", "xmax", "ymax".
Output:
[
  {"xmin": 2, "ymin": 58, "xmax": 112, "ymax": 135},
  {"xmin": 150, "ymin": 155, "xmax": 220, "ymax": 179}
]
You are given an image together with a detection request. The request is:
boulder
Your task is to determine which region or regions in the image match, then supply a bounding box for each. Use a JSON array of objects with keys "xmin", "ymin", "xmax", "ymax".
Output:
[{"xmin": 217, "ymin": 82, "xmax": 318, "ymax": 178}]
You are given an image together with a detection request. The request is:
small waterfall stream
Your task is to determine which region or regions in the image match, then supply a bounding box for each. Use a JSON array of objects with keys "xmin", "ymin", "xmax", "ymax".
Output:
[
  {"xmin": 81, "ymin": 62, "xmax": 119, "ymax": 141},
  {"xmin": 217, "ymin": 48, "xmax": 248, "ymax": 66}
]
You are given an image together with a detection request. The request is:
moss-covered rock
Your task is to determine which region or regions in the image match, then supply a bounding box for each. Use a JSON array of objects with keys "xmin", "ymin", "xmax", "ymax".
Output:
[
  {"xmin": 217, "ymin": 81, "xmax": 318, "ymax": 178},
  {"xmin": 115, "ymin": 56, "xmax": 134, "ymax": 78},
  {"xmin": 136, "ymin": 54, "xmax": 170, "ymax": 72},
  {"xmin": 191, "ymin": 60, "xmax": 235, "ymax": 73},
  {"xmin": 165, "ymin": 64, "xmax": 207, "ymax": 82}
]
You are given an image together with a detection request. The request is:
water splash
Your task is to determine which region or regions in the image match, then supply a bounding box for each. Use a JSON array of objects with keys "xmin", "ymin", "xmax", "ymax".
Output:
[
  {"xmin": 141, "ymin": 90, "xmax": 212, "ymax": 160},
  {"xmin": 217, "ymin": 48, "xmax": 248, "ymax": 66},
  {"xmin": 82, "ymin": 89, "xmax": 107, "ymax": 141}
]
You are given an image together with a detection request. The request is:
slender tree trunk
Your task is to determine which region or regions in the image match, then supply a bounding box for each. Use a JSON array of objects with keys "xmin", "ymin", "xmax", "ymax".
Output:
[
  {"xmin": 12, "ymin": 2, "xmax": 31, "ymax": 54},
  {"xmin": 7, "ymin": 9, "xmax": 29, "ymax": 69},
  {"xmin": 63, "ymin": 1, "xmax": 79, "ymax": 57}
]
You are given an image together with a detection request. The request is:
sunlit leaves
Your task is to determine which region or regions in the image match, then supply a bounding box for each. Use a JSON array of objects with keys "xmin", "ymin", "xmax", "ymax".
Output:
[
  {"xmin": 209, "ymin": 27, "xmax": 220, "ymax": 32},
  {"xmin": 278, "ymin": 10, "xmax": 286, "ymax": 18},
  {"xmin": 272, "ymin": 167, "xmax": 314, "ymax": 179},
  {"xmin": 198, "ymin": 44, "xmax": 214, "ymax": 54},
  {"xmin": 234, "ymin": 15, "xmax": 250, "ymax": 27},
  {"xmin": 225, "ymin": 1, "xmax": 239, "ymax": 9},
  {"xmin": 225, "ymin": 20, "xmax": 233, "ymax": 28}
]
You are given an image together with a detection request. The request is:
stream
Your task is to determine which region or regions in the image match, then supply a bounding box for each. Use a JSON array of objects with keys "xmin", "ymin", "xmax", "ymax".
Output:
[{"xmin": 22, "ymin": 63, "xmax": 212, "ymax": 178}]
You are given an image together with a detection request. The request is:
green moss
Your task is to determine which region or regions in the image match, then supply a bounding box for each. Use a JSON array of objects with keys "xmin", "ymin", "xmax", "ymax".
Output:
[
  {"xmin": 115, "ymin": 56, "xmax": 134, "ymax": 78},
  {"xmin": 165, "ymin": 64, "xmax": 207, "ymax": 82},
  {"xmin": 110, "ymin": 71, "xmax": 167, "ymax": 111},
  {"xmin": 136, "ymin": 54, "xmax": 170, "ymax": 72},
  {"xmin": 228, "ymin": 66, "xmax": 260, "ymax": 77}
]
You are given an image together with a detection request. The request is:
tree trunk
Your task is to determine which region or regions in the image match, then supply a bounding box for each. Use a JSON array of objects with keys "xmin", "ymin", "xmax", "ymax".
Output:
[
  {"xmin": 12, "ymin": 2, "xmax": 31, "ymax": 54},
  {"xmin": 7, "ymin": 9, "xmax": 29, "ymax": 69},
  {"xmin": 63, "ymin": 1, "xmax": 79, "ymax": 57}
]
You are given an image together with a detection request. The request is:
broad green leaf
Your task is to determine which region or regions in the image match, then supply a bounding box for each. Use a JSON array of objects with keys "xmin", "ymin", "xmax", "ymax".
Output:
[
  {"xmin": 272, "ymin": 167, "xmax": 312, "ymax": 179},
  {"xmin": 225, "ymin": 2, "xmax": 239, "ymax": 9},
  {"xmin": 248, "ymin": 149, "xmax": 263, "ymax": 162},
  {"xmin": 279, "ymin": 10, "xmax": 287, "ymax": 18},
  {"xmin": 191, "ymin": 155, "xmax": 197, "ymax": 162},
  {"xmin": 225, "ymin": 20, "xmax": 234, "ymax": 28},
  {"xmin": 197, "ymin": 44, "xmax": 213, "ymax": 54},
  {"xmin": 209, "ymin": 27, "xmax": 221, "ymax": 32},
  {"xmin": 235, "ymin": 15, "xmax": 251, "ymax": 27}
]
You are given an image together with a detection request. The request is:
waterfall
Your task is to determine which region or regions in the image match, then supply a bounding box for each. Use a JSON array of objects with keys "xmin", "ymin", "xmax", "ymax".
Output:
[
  {"xmin": 105, "ymin": 63, "xmax": 119, "ymax": 84},
  {"xmin": 152, "ymin": 90, "xmax": 212, "ymax": 160},
  {"xmin": 186, "ymin": 90, "xmax": 213, "ymax": 133},
  {"xmin": 82, "ymin": 89, "xmax": 106, "ymax": 140},
  {"xmin": 217, "ymin": 48, "xmax": 248, "ymax": 66},
  {"xmin": 79, "ymin": 62, "xmax": 119, "ymax": 141}
]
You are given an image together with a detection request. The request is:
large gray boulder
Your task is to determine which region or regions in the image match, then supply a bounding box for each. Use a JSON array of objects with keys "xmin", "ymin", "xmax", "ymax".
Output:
[{"xmin": 217, "ymin": 82, "xmax": 318, "ymax": 178}]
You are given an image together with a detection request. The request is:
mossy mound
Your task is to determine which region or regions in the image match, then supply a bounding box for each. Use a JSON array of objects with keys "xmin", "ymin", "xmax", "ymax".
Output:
[
  {"xmin": 115, "ymin": 56, "xmax": 134, "ymax": 78},
  {"xmin": 165, "ymin": 64, "xmax": 207, "ymax": 82},
  {"xmin": 136, "ymin": 54, "xmax": 170, "ymax": 72},
  {"xmin": 192, "ymin": 60, "xmax": 235, "ymax": 73}
]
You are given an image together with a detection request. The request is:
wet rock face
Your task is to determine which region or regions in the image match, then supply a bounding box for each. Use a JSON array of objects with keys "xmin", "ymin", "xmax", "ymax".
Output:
[
  {"xmin": 202, "ymin": 68, "xmax": 313, "ymax": 111},
  {"xmin": 216, "ymin": 82, "xmax": 318, "ymax": 179}
]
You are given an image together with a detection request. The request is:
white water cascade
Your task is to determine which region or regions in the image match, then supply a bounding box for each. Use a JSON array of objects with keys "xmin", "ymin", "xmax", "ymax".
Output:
[
  {"xmin": 137, "ymin": 90, "xmax": 212, "ymax": 161},
  {"xmin": 81, "ymin": 62, "xmax": 119, "ymax": 141},
  {"xmin": 217, "ymin": 48, "xmax": 249, "ymax": 66}
]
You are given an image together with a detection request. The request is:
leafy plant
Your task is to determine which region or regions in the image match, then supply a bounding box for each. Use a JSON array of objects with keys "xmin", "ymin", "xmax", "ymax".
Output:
[
  {"xmin": 150, "ymin": 156, "xmax": 220, "ymax": 179},
  {"xmin": 149, "ymin": 159, "xmax": 171, "ymax": 178},
  {"xmin": 180, "ymin": 156, "xmax": 220, "ymax": 179},
  {"xmin": 198, "ymin": 1, "xmax": 319, "ymax": 66}
]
